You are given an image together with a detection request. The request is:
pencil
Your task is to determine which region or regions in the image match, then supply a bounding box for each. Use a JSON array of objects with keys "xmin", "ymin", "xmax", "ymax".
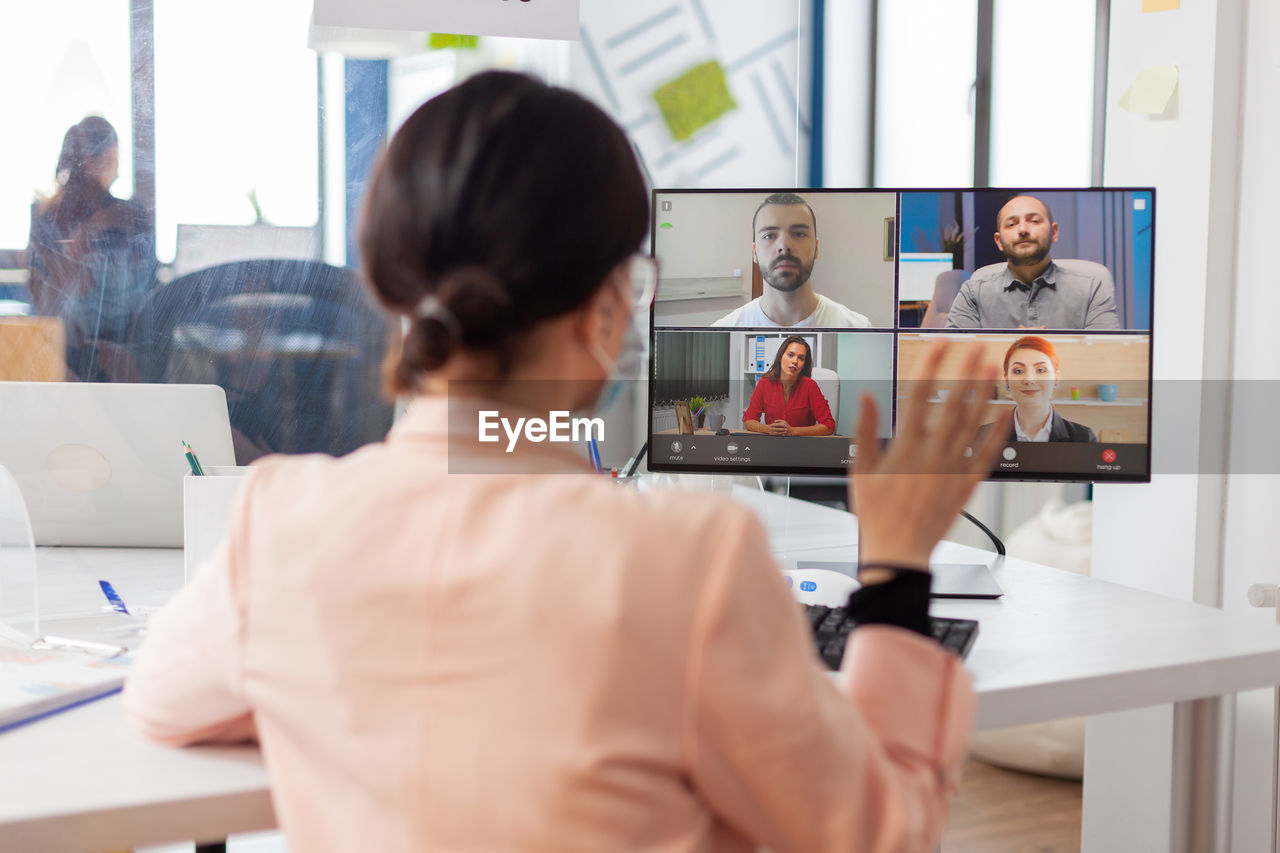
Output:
[{"xmin": 182, "ymin": 440, "xmax": 205, "ymax": 476}]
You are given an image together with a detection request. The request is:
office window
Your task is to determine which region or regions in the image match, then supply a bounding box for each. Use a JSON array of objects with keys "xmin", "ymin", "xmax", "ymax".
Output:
[
  {"xmin": 821, "ymin": 0, "xmax": 875, "ymax": 187},
  {"xmin": 874, "ymin": 0, "xmax": 978, "ymax": 187},
  {"xmin": 154, "ymin": 0, "xmax": 319, "ymax": 266},
  {"xmin": 0, "ymin": 2, "xmax": 133, "ymax": 251},
  {"xmin": 989, "ymin": 1, "xmax": 1096, "ymax": 186}
]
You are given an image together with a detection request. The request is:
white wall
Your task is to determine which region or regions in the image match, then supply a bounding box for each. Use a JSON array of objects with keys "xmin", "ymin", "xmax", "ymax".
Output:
[
  {"xmin": 654, "ymin": 192, "xmax": 758, "ymax": 283},
  {"xmin": 833, "ymin": 332, "xmax": 892, "ymax": 439},
  {"xmin": 1221, "ymin": 0, "xmax": 1280, "ymax": 848},
  {"xmin": 806, "ymin": 192, "xmax": 896, "ymax": 325},
  {"xmin": 1086, "ymin": 0, "xmax": 1270, "ymax": 850}
]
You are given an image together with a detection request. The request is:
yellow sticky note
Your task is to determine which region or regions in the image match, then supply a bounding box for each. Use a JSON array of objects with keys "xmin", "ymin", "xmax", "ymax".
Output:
[
  {"xmin": 1142, "ymin": 0, "xmax": 1179, "ymax": 12},
  {"xmin": 1117, "ymin": 65, "xmax": 1178, "ymax": 115},
  {"xmin": 653, "ymin": 61, "xmax": 737, "ymax": 143},
  {"xmin": 428, "ymin": 33, "xmax": 479, "ymax": 50}
]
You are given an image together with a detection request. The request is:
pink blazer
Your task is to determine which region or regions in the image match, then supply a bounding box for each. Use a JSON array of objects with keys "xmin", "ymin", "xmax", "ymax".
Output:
[{"xmin": 124, "ymin": 397, "xmax": 974, "ymax": 852}]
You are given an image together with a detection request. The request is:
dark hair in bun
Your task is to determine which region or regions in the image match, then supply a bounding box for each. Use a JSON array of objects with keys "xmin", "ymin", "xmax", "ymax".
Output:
[{"xmin": 359, "ymin": 71, "xmax": 649, "ymax": 393}]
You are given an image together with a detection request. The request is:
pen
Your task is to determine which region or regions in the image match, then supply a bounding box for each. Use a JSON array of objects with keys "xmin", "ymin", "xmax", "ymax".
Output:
[
  {"xmin": 98, "ymin": 580, "xmax": 130, "ymax": 616},
  {"xmin": 31, "ymin": 635, "xmax": 127, "ymax": 659},
  {"xmin": 587, "ymin": 437, "xmax": 603, "ymax": 473},
  {"xmin": 182, "ymin": 440, "xmax": 205, "ymax": 476},
  {"xmin": 622, "ymin": 441, "xmax": 648, "ymax": 477}
]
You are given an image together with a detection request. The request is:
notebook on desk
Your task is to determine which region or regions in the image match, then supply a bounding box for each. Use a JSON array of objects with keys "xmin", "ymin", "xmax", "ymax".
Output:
[
  {"xmin": 0, "ymin": 624, "xmax": 129, "ymax": 734},
  {"xmin": 0, "ymin": 383, "xmax": 236, "ymax": 547}
]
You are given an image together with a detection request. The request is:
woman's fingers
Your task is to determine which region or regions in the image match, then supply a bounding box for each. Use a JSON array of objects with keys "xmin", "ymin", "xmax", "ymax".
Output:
[
  {"xmin": 941, "ymin": 362, "xmax": 1001, "ymax": 462},
  {"xmin": 854, "ymin": 392, "xmax": 882, "ymax": 476},
  {"xmin": 898, "ymin": 339, "xmax": 949, "ymax": 441},
  {"xmin": 851, "ymin": 342, "xmax": 1009, "ymax": 568},
  {"xmin": 968, "ymin": 408, "xmax": 1012, "ymax": 479},
  {"xmin": 923, "ymin": 344, "xmax": 982, "ymax": 465},
  {"xmin": 859, "ymin": 341, "xmax": 1005, "ymax": 481}
]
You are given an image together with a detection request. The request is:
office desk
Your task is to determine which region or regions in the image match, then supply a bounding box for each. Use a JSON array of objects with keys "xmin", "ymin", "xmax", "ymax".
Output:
[
  {"xmin": 0, "ymin": 547, "xmax": 274, "ymax": 851},
  {"xmin": 3, "ymin": 489, "xmax": 1278, "ymax": 852}
]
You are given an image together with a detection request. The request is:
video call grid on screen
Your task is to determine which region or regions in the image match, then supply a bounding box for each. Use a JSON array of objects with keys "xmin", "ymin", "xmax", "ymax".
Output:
[{"xmin": 646, "ymin": 187, "xmax": 1155, "ymax": 483}]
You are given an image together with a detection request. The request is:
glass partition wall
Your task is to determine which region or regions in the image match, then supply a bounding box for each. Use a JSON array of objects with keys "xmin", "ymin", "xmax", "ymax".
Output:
[{"xmin": 0, "ymin": 0, "xmax": 808, "ymax": 468}]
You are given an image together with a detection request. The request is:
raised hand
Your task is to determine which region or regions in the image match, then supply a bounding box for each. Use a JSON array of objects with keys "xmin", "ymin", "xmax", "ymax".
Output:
[{"xmin": 849, "ymin": 341, "xmax": 1011, "ymax": 574}]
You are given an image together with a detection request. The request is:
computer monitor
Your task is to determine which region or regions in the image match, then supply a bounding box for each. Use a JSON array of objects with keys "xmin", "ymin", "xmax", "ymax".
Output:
[
  {"xmin": 897, "ymin": 252, "xmax": 955, "ymax": 302},
  {"xmin": 647, "ymin": 187, "xmax": 1154, "ymax": 484}
]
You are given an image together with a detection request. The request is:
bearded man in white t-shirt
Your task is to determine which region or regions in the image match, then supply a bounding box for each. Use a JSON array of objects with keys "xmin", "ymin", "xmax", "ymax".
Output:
[{"xmin": 712, "ymin": 192, "xmax": 871, "ymax": 328}]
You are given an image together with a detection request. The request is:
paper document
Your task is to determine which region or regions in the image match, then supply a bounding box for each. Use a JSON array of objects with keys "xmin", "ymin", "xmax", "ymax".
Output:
[{"xmin": 0, "ymin": 626, "xmax": 129, "ymax": 734}]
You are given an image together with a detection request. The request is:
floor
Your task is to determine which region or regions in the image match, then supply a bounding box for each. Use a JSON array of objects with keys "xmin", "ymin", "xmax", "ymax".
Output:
[
  {"xmin": 141, "ymin": 759, "xmax": 1083, "ymax": 853},
  {"xmin": 943, "ymin": 759, "xmax": 1084, "ymax": 852}
]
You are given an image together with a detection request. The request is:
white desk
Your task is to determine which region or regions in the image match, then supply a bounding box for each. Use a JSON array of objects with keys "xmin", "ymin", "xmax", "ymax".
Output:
[
  {"xmin": 2, "ymin": 488, "xmax": 1278, "ymax": 852},
  {"xmin": 0, "ymin": 548, "xmax": 273, "ymax": 851}
]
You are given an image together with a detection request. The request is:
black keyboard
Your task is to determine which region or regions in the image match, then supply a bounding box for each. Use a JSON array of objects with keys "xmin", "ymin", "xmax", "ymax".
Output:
[{"xmin": 803, "ymin": 604, "xmax": 979, "ymax": 669}]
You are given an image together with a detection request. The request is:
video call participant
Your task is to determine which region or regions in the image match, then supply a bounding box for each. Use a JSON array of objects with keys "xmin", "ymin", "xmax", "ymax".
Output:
[
  {"xmin": 713, "ymin": 192, "xmax": 872, "ymax": 328},
  {"xmin": 946, "ymin": 194, "xmax": 1120, "ymax": 330},
  {"xmin": 976, "ymin": 335, "xmax": 1098, "ymax": 443},
  {"xmin": 125, "ymin": 71, "xmax": 1009, "ymax": 853},
  {"xmin": 743, "ymin": 335, "xmax": 835, "ymax": 436}
]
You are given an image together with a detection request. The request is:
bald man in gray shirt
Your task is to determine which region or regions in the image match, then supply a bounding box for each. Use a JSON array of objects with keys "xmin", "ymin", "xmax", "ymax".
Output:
[{"xmin": 946, "ymin": 195, "xmax": 1120, "ymax": 330}]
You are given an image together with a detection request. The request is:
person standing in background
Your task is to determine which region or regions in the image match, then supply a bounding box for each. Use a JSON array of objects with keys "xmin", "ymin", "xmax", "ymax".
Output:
[{"xmin": 26, "ymin": 115, "xmax": 156, "ymax": 381}]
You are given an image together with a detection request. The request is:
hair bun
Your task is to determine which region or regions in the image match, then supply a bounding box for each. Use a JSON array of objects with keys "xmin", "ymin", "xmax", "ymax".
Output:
[
  {"xmin": 430, "ymin": 266, "xmax": 512, "ymax": 346},
  {"xmin": 397, "ymin": 266, "xmax": 514, "ymax": 383}
]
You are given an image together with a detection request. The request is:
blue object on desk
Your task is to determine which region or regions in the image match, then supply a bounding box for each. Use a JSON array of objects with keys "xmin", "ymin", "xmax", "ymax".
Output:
[{"xmin": 98, "ymin": 580, "xmax": 130, "ymax": 615}]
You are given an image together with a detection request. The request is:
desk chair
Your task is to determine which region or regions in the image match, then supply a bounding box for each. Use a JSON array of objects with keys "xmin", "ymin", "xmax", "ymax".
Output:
[
  {"xmin": 129, "ymin": 259, "xmax": 394, "ymax": 462},
  {"xmin": 810, "ymin": 367, "xmax": 840, "ymax": 423},
  {"xmin": 920, "ymin": 269, "xmax": 969, "ymax": 329}
]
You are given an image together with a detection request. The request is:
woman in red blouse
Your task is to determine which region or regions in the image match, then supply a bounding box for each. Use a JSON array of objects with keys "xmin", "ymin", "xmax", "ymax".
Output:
[{"xmin": 743, "ymin": 335, "xmax": 836, "ymax": 435}]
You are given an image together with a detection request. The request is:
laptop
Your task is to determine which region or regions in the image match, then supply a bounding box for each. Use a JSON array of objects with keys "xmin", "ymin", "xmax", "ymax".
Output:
[{"xmin": 0, "ymin": 383, "xmax": 235, "ymax": 547}]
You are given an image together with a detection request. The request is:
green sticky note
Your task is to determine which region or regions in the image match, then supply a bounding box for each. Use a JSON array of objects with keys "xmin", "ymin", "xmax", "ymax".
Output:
[
  {"xmin": 653, "ymin": 60, "xmax": 737, "ymax": 143},
  {"xmin": 428, "ymin": 33, "xmax": 479, "ymax": 50}
]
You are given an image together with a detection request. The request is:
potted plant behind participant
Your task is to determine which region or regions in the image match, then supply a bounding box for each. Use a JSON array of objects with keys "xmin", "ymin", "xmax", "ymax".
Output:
[{"xmin": 688, "ymin": 396, "xmax": 707, "ymax": 429}]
